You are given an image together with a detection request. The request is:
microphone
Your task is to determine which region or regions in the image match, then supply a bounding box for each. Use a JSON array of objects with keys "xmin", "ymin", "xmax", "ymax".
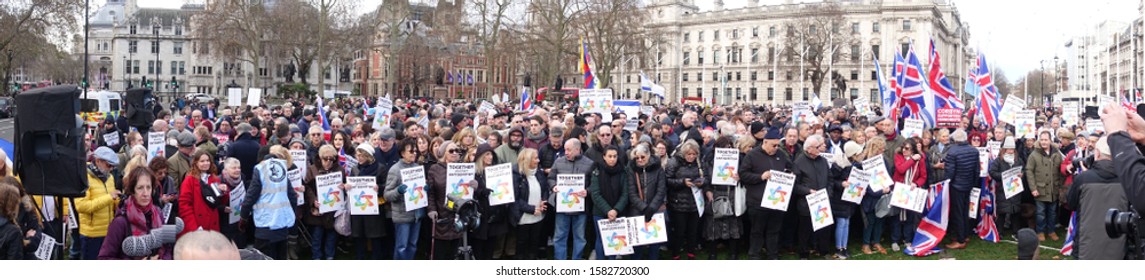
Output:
[{"xmin": 122, "ymin": 217, "xmax": 184, "ymax": 257}]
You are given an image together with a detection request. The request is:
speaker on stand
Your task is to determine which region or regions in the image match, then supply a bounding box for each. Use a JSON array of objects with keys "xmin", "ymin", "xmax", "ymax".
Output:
[{"xmin": 14, "ymin": 85, "xmax": 88, "ymax": 197}]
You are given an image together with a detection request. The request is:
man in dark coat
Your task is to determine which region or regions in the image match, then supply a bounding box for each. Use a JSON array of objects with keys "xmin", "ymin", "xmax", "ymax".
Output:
[
  {"xmin": 227, "ymin": 123, "xmax": 262, "ymax": 182},
  {"xmin": 792, "ymin": 135, "xmax": 832, "ymax": 259},
  {"xmin": 943, "ymin": 129, "xmax": 980, "ymax": 249},
  {"xmin": 1065, "ymin": 135, "xmax": 1128, "ymax": 259},
  {"xmin": 738, "ymin": 127, "xmax": 792, "ymax": 260}
]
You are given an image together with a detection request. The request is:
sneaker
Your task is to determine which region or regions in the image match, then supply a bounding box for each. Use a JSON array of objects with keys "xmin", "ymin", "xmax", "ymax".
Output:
[
  {"xmin": 891, "ymin": 243, "xmax": 901, "ymax": 252},
  {"xmin": 834, "ymin": 249, "xmax": 848, "ymax": 260},
  {"xmin": 843, "ymin": 249, "xmax": 853, "ymax": 259}
]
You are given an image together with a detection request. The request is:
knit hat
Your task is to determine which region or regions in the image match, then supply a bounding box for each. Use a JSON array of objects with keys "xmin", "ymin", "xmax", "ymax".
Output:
[
  {"xmin": 750, "ymin": 121, "xmax": 766, "ymax": 135},
  {"xmin": 763, "ymin": 127, "xmax": 783, "ymax": 140},
  {"xmin": 356, "ymin": 143, "xmax": 374, "ymax": 154},
  {"xmin": 843, "ymin": 141, "xmax": 863, "ymax": 159},
  {"xmin": 1017, "ymin": 228, "xmax": 1039, "ymax": 260},
  {"xmin": 1002, "ymin": 136, "xmax": 1016, "ymax": 149}
]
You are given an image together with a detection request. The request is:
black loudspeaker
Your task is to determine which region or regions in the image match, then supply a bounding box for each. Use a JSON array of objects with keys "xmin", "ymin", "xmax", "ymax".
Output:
[
  {"xmin": 1084, "ymin": 106, "xmax": 1099, "ymax": 120},
  {"xmin": 15, "ymin": 85, "xmax": 88, "ymax": 197},
  {"xmin": 125, "ymin": 88, "xmax": 155, "ymax": 128}
]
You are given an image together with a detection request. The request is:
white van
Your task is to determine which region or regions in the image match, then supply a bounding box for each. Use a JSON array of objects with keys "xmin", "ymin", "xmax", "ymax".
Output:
[{"xmin": 79, "ymin": 90, "xmax": 123, "ymax": 128}]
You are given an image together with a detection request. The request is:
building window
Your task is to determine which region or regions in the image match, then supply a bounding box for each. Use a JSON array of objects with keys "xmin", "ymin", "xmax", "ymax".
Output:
[
  {"xmin": 768, "ymin": 71, "xmax": 774, "ymax": 80},
  {"xmin": 767, "ymin": 88, "xmax": 774, "ymax": 100},
  {"xmin": 731, "ymin": 29, "xmax": 738, "ymax": 39},
  {"xmin": 850, "ymin": 88, "xmax": 858, "ymax": 99},
  {"xmin": 698, "ymin": 31, "xmax": 704, "ymax": 42},
  {"xmin": 852, "ymin": 22, "xmax": 860, "ymax": 33},
  {"xmin": 751, "ymin": 48, "xmax": 759, "ymax": 63},
  {"xmin": 178, "ymin": 61, "xmax": 185, "ymax": 75},
  {"xmin": 148, "ymin": 61, "xmax": 154, "ymax": 74},
  {"xmin": 133, "ymin": 60, "xmax": 139, "ymax": 74},
  {"xmin": 129, "ymin": 40, "xmax": 137, "ymax": 53},
  {"xmin": 123, "ymin": 60, "xmax": 131, "ymax": 75},
  {"xmin": 697, "ymin": 88, "xmax": 702, "ymax": 97},
  {"xmin": 151, "ymin": 41, "xmax": 159, "ymax": 54},
  {"xmin": 872, "ymin": 44, "xmax": 880, "ymax": 60},
  {"xmin": 712, "ymin": 72, "xmax": 718, "ymax": 81},
  {"xmin": 752, "ymin": 26, "xmax": 759, "ymax": 37},
  {"xmin": 903, "ymin": 20, "xmax": 911, "ymax": 31},
  {"xmin": 769, "ymin": 47, "xmax": 776, "ymax": 62},
  {"xmin": 171, "ymin": 62, "xmax": 178, "ymax": 76},
  {"xmin": 871, "ymin": 70, "xmax": 878, "ymax": 81},
  {"xmin": 697, "ymin": 72, "xmax": 703, "ymax": 82},
  {"xmin": 901, "ymin": 43, "xmax": 910, "ymax": 57},
  {"xmin": 786, "ymin": 71, "xmax": 792, "ymax": 81},
  {"xmin": 152, "ymin": 25, "xmax": 160, "ymax": 35},
  {"xmin": 785, "ymin": 88, "xmax": 792, "ymax": 101},
  {"xmin": 735, "ymin": 72, "xmax": 741, "ymax": 81},
  {"xmin": 684, "ymin": 32, "xmax": 690, "ymax": 43},
  {"xmin": 735, "ymin": 88, "xmax": 742, "ymax": 100},
  {"xmin": 750, "ymin": 88, "xmax": 758, "ymax": 100},
  {"xmin": 769, "ymin": 26, "xmax": 777, "ymax": 38},
  {"xmin": 698, "ymin": 51, "xmax": 704, "ymax": 64},
  {"xmin": 851, "ymin": 45, "xmax": 860, "ymax": 61},
  {"xmin": 156, "ymin": 61, "xmax": 162, "ymax": 75},
  {"xmin": 682, "ymin": 88, "xmax": 689, "ymax": 98},
  {"xmin": 850, "ymin": 70, "xmax": 858, "ymax": 80},
  {"xmin": 173, "ymin": 42, "xmax": 183, "ymax": 54},
  {"xmin": 175, "ymin": 25, "xmax": 182, "ymax": 36},
  {"xmin": 873, "ymin": 22, "xmax": 880, "ymax": 33},
  {"xmin": 683, "ymin": 52, "xmax": 690, "ymax": 65},
  {"xmin": 751, "ymin": 71, "xmax": 757, "ymax": 81},
  {"xmin": 714, "ymin": 30, "xmax": 719, "ymax": 40},
  {"xmin": 871, "ymin": 89, "xmax": 879, "ymax": 102},
  {"xmin": 713, "ymin": 50, "xmax": 720, "ymax": 65},
  {"xmin": 682, "ymin": 73, "xmax": 688, "ymax": 81},
  {"xmin": 130, "ymin": 24, "xmax": 138, "ymax": 35}
]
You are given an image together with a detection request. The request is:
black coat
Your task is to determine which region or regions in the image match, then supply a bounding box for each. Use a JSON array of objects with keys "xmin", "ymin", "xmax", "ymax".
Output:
[
  {"xmin": 627, "ymin": 156, "xmax": 666, "ymax": 217},
  {"xmin": 739, "ymin": 146, "xmax": 793, "ymax": 211},
  {"xmin": 988, "ymin": 156, "xmax": 1025, "ymax": 215},
  {"xmin": 793, "ymin": 154, "xmax": 831, "ymax": 217},
  {"xmin": 829, "ymin": 163, "xmax": 856, "ymax": 218},
  {"xmin": 944, "ymin": 142, "xmax": 981, "ymax": 192},
  {"xmin": 350, "ymin": 160, "xmax": 388, "ymax": 239},
  {"xmin": 512, "ymin": 169, "xmax": 551, "ymax": 225},
  {"xmin": 538, "ymin": 142, "xmax": 564, "ymax": 171},
  {"xmin": 0, "ymin": 217, "xmax": 21, "ymax": 260},
  {"xmin": 664, "ymin": 153, "xmax": 704, "ymax": 212},
  {"xmin": 228, "ymin": 133, "xmax": 262, "ymax": 182},
  {"xmin": 473, "ymin": 170, "xmax": 515, "ymax": 240}
]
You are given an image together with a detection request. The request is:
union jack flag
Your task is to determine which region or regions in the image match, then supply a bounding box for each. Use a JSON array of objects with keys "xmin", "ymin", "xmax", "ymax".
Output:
[
  {"xmin": 973, "ymin": 53, "xmax": 1001, "ymax": 128},
  {"xmin": 928, "ymin": 38, "xmax": 965, "ymax": 110},
  {"xmin": 899, "ymin": 43, "xmax": 934, "ymax": 127},
  {"xmin": 1122, "ymin": 96, "xmax": 1137, "ymax": 113},
  {"xmin": 976, "ymin": 178, "xmax": 1000, "ymax": 243},
  {"xmin": 1061, "ymin": 211, "xmax": 1077, "ymax": 256},
  {"xmin": 316, "ymin": 96, "xmax": 332, "ymax": 141},
  {"xmin": 904, "ymin": 180, "xmax": 950, "ymax": 257},
  {"xmin": 885, "ymin": 51, "xmax": 906, "ymax": 125},
  {"xmin": 520, "ymin": 87, "xmax": 533, "ymax": 111}
]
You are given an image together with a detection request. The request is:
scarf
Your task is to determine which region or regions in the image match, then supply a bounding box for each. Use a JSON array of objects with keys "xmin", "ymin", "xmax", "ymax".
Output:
[
  {"xmin": 126, "ymin": 199, "xmax": 163, "ymax": 236},
  {"xmin": 526, "ymin": 130, "xmax": 546, "ymax": 142},
  {"xmin": 88, "ymin": 163, "xmax": 108, "ymax": 181}
]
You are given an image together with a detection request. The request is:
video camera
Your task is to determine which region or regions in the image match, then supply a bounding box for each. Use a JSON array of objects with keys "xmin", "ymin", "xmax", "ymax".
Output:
[
  {"xmin": 1105, "ymin": 207, "xmax": 1145, "ymax": 260},
  {"xmin": 442, "ymin": 195, "xmax": 481, "ymax": 232}
]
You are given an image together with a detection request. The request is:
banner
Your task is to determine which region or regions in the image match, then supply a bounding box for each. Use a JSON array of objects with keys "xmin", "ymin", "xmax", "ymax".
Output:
[
  {"xmin": 556, "ymin": 174, "xmax": 586, "ymax": 213},
  {"xmin": 842, "ymin": 168, "xmax": 870, "ymax": 204},
  {"xmin": 288, "ymin": 168, "xmax": 304, "ymax": 206},
  {"xmin": 348, "ymin": 176, "xmax": 379, "ymax": 215},
  {"xmin": 936, "ymin": 108, "xmax": 961, "ymax": 128},
  {"xmin": 1086, "ymin": 119, "xmax": 1104, "ymax": 134},
  {"xmin": 613, "ymin": 100, "xmax": 641, "ymax": 131},
  {"xmin": 147, "ymin": 131, "xmax": 165, "ymax": 163},
  {"xmin": 901, "ymin": 118, "xmax": 924, "ymax": 139},
  {"xmin": 627, "ymin": 213, "xmax": 668, "ymax": 246},
  {"xmin": 373, "ymin": 97, "xmax": 393, "ymax": 130},
  {"xmin": 854, "ymin": 97, "xmax": 871, "ymax": 116},
  {"xmin": 446, "ymin": 163, "xmax": 476, "ymax": 201},
  {"xmin": 1014, "ymin": 110, "xmax": 1037, "ymax": 139},
  {"xmin": 712, "ymin": 148, "xmax": 739, "ymax": 186},
  {"xmin": 485, "ymin": 163, "xmax": 514, "ymax": 206},
  {"xmin": 227, "ymin": 88, "xmax": 242, "ymax": 107},
  {"xmin": 579, "ymin": 89, "xmax": 614, "ymax": 122},
  {"xmin": 289, "ymin": 150, "xmax": 307, "ymax": 170},
  {"xmin": 761, "ymin": 171, "xmax": 795, "ymax": 211},
  {"xmin": 1002, "ymin": 167, "xmax": 1024, "ymax": 199},
  {"xmin": 862, "ymin": 155, "xmax": 892, "ymax": 192},
  {"xmin": 806, "ymin": 190, "xmax": 834, "ymax": 232},
  {"xmin": 998, "ymin": 94, "xmax": 1026, "ymax": 124},
  {"xmin": 977, "ymin": 147, "xmax": 989, "ymax": 177},
  {"xmin": 247, "ymin": 88, "xmax": 262, "ymax": 107},
  {"xmin": 400, "ymin": 166, "xmax": 428, "ymax": 211},
  {"xmin": 968, "ymin": 187, "xmax": 981, "ymax": 219},
  {"xmin": 315, "ymin": 172, "xmax": 344, "ymax": 214},
  {"xmin": 228, "ymin": 182, "xmax": 245, "ymax": 224},
  {"xmin": 597, "ymin": 219, "xmax": 634, "ymax": 256}
]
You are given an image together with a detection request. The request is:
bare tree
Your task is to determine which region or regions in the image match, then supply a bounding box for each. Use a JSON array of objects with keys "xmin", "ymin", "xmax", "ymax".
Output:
[
  {"xmin": 520, "ymin": 0, "xmax": 586, "ymax": 90},
  {"xmin": 469, "ymin": 0, "xmax": 521, "ymax": 91},
  {"xmin": 193, "ymin": 0, "xmax": 274, "ymax": 90},
  {"xmin": 781, "ymin": 2, "xmax": 854, "ymax": 96},
  {"xmin": 574, "ymin": 0, "xmax": 662, "ymax": 89},
  {"xmin": 0, "ymin": 0, "xmax": 83, "ymax": 95}
]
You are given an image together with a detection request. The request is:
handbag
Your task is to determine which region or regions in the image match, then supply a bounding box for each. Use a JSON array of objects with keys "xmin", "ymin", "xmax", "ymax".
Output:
[
  {"xmin": 333, "ymin": 199, "xmax": 352, "ymax": 236},
  {"xmin": 712, "ymin": 185, "xmax": 735, "ymax": 219},
  {"xmin": 733, "ymin": 183, "xmax": 747, "ymax": 217},
  {"xmin": 875, "ymin": 194, "xmax": 894, "ymax": 218}
]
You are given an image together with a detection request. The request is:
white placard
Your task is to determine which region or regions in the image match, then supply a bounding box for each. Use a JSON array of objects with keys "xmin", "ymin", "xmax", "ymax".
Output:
[
  {"xmin": 968, "ymin": 187, "xmax": 981, "ymax": 219},
  {"xmin": 760, "ymin": 171, "xmax": 795, "ymax": 211},
  {"xmin": 400, "ymin": 166, "xmax": 428, "ymax": 211},
  {"xmin": 315, "ymin": 172, "xmax": 344, "ymax": 214},
  {"xmin": 34, "ymin": 234, "xmax": 56, "ymax": 260},
  {"xmin": 147, "ymin": 131, "xmax": 165, "ymax": 163},
  {"xmin": 247, "ymin": 88, "xmax": 262, "ymax": 107},
  {"xmin": 1086, "ymin": 119, "xmax": 1104, "ymax": 134},
  {"xmin": 792, "ymin": 101, "xmax": 813, "ymax": 124},
  {"xmin": 901, "ymin": 118, "xmax": 924, "ymax": 139},
  {"xmin": 1062, "ymin": 101, "xmax": 1079, "ymax": 126},
  {"xmin": 977, "ymin": 147, "xmax": 989, "ymax": 177},
  {"xmin": 578, "ymin": 89, "xmax": 614, "ymax": 122},
  {"xmin": 910, "ymin": 187, "xmax": 927, "ymax": 213},
  {"xmin": 1002, "ymin": 167, "xmax": 1024, "ymax": 200},
  {"xmin": 289, "ymin": 150, "xmax": 307, "ymax": 170},
  {"xmin": 692, "ymin": 186, "xmax": 704, "ymax": 218},
  {"xmin": 854, "ymin": 97, "xmax": 871, "ymax": 116},
  {"xmin": 485, "ymin": 163, "xmax": 515, "ymax": 206},
  {"xmin": 288, "ymin": 168, "xmax": 304, "ymax": 206},
  {"xmin": 998, "ymin": 94, "xmax": 1026, "ymax": 124},
  {"xmin": 807, "ymin": 190, "xmax": 834, "ymax": 232},
  {"xmin": 446, "ymin": 163, "xmax": 476, "ymax": 201},
  {"xmin": 227, "ymin": 88, "xmax": 243, "ymax": 107},
  {"xmin": 889, "ymin": 182, "xmax": 915, "ymax": 211},
  {"xmin": 597, "ymin": 218, "xmax": 634, "ymax": 256},
  {"xmin": 1014, "ymin": 110, "xmax": 1037, "ymax": 139},
  {"xmin": 228, "ymin": 182, "xmax": 245, "ymax": 224},
  {"xmin": 373, "ymin": 97, "xmax": 393, "ymax": 130},
  {"xmin": 160, "ymin": 204, "xmax": 171, "ymax": 224},
  {"xmin": 67, "ymin": 207, "xmax": 78, "ymax": 230},
  {"xmin": 479, "ymin": 101, "xmax": 495, "ymax": 115},
  {"xmin": 712, "ymin": 148, "xmax": 739, "ymax": 186},
  {"xmin": 348, "ymin": 176, "xmax": 380, "ymax": 215},
  {"xmin": 862, "ymin": 155, "xmax": 892, "ymax": 192},
  {"xmin": 627, "ymin": 213, "xmax": 668, "ymax": 246},
  {"xmin": 103, "ymin": 132, "xmax": 120, "ymax": 147},
  {"xmin": 987, "ymin": 141, "xmax": 1002, "ymax": 160},
  {"xmin": 842, "ymin": 168, "xmax": 870, "ymax": 205},
  {"xmin": 556, "ymin": 174, "xmax": 586, "ymax": 213}
]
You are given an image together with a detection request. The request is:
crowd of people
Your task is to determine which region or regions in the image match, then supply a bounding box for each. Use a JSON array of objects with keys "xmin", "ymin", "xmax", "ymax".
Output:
[{"xmin": 0, "ymin": 90, "xmax": 1137, "ymax": 260}]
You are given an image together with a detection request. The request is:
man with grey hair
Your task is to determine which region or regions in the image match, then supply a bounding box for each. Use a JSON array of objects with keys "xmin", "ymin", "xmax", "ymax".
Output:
[
  {"xmin": 792, "ymin": 134, "xmax": 831, "ymax": 259},
  {"xmin": 942, "ymin": 128, "xmax": 979, "ymax": 250},
  {"xmin": 1065, "ymin": 135, "xmax": 1127, "ymax": 259},
  {"xmin": 174, "ymin": 230, "xmax": 241, "ymax": 260},
  {"xmin": 549, "ymin": 138, "xmax": 595, "ymax": 260}
]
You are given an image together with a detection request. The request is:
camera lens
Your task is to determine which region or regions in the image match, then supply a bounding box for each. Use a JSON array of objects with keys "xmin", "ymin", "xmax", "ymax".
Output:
[{"xmin": 1106, "ymin": 208, "xmax": 1136, "ymax": 239}]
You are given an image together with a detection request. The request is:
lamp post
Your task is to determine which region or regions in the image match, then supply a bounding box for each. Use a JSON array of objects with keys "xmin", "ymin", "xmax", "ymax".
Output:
[
  {"xmin": 1053, "ymin": 55, "xmax": 1059, "ymax": 107},
  {"xmin": 1040, "ymin": 60, "xmax": 1046, "ymax": 109}
]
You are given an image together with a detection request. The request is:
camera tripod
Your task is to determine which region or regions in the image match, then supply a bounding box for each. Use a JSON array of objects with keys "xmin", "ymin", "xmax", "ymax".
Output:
[{"xmin": 455, "ymin": 232, "xmax": 475, "ymax": 260}]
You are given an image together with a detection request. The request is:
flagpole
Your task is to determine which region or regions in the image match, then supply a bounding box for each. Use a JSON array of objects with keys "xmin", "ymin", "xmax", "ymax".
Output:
[
  {"xmin": 772, "ymin": 30, "xmax": 779, "ymax": 107},
  {"xmin": 800, "ymin": 35, "xmax": 805, "ymax": 101},
  {"xmin": 827, "ymin": 33, "xmax": 833, "ymax": 102}
]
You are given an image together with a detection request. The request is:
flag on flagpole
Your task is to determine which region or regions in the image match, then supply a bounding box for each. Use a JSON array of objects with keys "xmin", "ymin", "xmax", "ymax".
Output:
[
  {"xmin": 973, "ymin": 53, "xmax": 1001, "ymax": 128},
  {"xmin": 928, "ymin": 38, "xmax": 965, "ymax": 110},
  {"xmin": 580, "ymin": 37, "xmax": 599, "ymax": 89},
  {"xmin": 900, "ymin": 41, "xmax": 937, "ymax": 127},
  {"xmin": 904, "ymin": 180, "xmax": 950, "ymax": 257},
  {"xmin": 446, "ymin": 71, "xmax": 453, "ymax": 83},
  {"xmin": 520, "ymin": 87, "xmax": 533, "ymax": 111},
  {"xmin": 1061, "ymin": 211, "xmax": 1077, "ymax": 256},
  {"xmin": 976, "ymin": 177, "xmax": 1000, "ymax": 243},
  {"xmin": 873, "ymin": 51, "xmax": 894, "ymax": 116},
  {"xmin": 640, "ymin": 71, "xmax": 665, "ymax": 100},
  {"xmin": 316, "ymin": 96, "xmax": 332, "ymax": 141}
]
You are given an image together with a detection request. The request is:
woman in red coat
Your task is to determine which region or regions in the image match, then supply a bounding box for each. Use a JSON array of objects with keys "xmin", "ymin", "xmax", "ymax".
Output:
[
  {"xmin": 889, "ymin": 138, "xmax": 927, "ymax": 251},
  {"xmin": 178, "ymin": 149, "xmax": 229, "ymax": 236}
]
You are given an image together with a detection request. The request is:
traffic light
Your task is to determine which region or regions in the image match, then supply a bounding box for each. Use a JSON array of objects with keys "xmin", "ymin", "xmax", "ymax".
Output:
[
  {"xmin": 141, "ymin": 76, "xmax": 150, "ymax": 88},
  {"xmin": 170, "ymin": 76, "xmax": 177, "ymax": 89},
  {"xmin": 81, "ymin": 77, "xmax": 88, "ymax": 88}
]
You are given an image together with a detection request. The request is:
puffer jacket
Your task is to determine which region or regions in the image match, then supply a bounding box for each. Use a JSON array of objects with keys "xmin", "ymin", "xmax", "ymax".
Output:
[
  {"xmin": 427, "ymin": 162, "xmax": 463, "ymax": 240},
  {"xmin": 739, "ymin": 146, "xmax": 793, "ymax": 211},
  {"xmin": 989, "ymin": 155, "xmax": 1026, "ymax": 215},
  {"xmin": 665, "ymin": 153, "xmax": 704, "ymax": 212},
  {"xmin": 384, "ymin": 159, "xmax": 426, "ymax": 223},
  {"xmin": 76, "ymin": 169, "xmax": 119, "ymax": 237},
  {"xmin": 793, "ymin": 153, "xmax": 831, "ymax": 217},
  {"xmin": 1025, "ymin": 147, "xmax": 1063, "ymax": 202},
  {"xmin": 943, "ymin": 142, "xmax": 980, "ymax": 192},
  {"xmin": 627, "ymin": 156, "xmax": 667, "ymax": 217}
]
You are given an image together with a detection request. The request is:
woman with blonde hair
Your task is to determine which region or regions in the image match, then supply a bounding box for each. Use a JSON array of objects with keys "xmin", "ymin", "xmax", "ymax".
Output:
[
  {"xmin": 0, "ymin": 183, "xmax": 24, "ymax": 259},
  {"xmin": 452, "ymin": 127, "xmax": 478, "ymax": 153},
  {"xmin": 859, "ymin": 137, "xmax": 888, "ymax": 255},
  {"xmin": 512, "ymin": 148, "xmax": 548, "ymax": 260}
]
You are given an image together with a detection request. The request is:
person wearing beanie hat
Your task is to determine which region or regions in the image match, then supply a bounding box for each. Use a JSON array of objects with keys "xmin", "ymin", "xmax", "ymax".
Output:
[
  {"xmin": 1016, "ymin": 228, "xmax": 1039, "ymax": 260},
  {"xmin": 827, "ymin": 140, "xmax": 865, "ymax": 259},
  {"xmin": 495, "ymin": 127, "xmax": 526, "ymax": 167},
  {"xmin": 826, "ymin": 125, "xmax": 845, "ymax": 154},
  {"xmin": 750, "ymin": 122, "xmax": 767, "ymax": 142},
  {"xmin": 347, "ymin": 141, "xmax": 386, "ymax": 260},
  {"xmin": 740, "ymin": 125, "xmax": 793, "ymax": 260}
]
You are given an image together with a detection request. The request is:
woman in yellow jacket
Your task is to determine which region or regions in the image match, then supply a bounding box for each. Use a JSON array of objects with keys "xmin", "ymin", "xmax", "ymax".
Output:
[{"xmin": 75, "ymin": 147, "xmax": 121, "ymax": 260}]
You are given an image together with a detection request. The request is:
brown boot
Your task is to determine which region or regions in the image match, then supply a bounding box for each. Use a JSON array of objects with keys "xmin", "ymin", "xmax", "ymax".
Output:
[
  {"xmin": 873, "ymin": 244, "xmax": 887, "ymax": 254},
  {"xmin": 861, "ymin": 245, "xmax": 873, "ymax": 255},
  {"xmin": 1037, "ymin": 233, "xmax": 1046, "ymax": 241},
  {"xmin": 1049, "ymin": 232, "xmax": 1060, "ymax": 241}
]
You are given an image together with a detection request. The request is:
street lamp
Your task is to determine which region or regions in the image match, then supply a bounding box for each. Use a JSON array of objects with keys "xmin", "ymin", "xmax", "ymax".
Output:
[
  {"xmin": 1040, "ymin": 60, "xmax": 1046, "ymax": 109},
  {"xmin": 1053, "ymin": 55, "xmax": 1059, "ymax": 106}
]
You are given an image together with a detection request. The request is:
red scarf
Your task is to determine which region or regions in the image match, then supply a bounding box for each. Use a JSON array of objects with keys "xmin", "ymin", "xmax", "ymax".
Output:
[{"xmin": 126, "ymin": 199, "xmax": 163, "ymax": 236}]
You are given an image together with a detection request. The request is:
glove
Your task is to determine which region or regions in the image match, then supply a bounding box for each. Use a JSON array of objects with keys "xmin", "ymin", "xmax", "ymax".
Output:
[
  {"xmin": 427, "ymin": 211, "xmax": 438, "ymax": 220},
  {"xmin": 643, "ymin": 207, "xmax": 657, "ymax": 222},
  {"xmin": 476, "ymin": 187, "xmax": 492, "ymax": 197},
  {"xmin": 397, "ymin": 184, "xmax": 408, "ymax": 194}
]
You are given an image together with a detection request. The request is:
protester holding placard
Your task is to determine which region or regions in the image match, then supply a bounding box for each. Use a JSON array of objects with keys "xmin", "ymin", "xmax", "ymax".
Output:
[
  {"xmin": 303, "ymin": 145, "xmax": 345, "ymax": 260},
  {"xmin": 178, "ymin": 149, "xmax": 228, "ymax": 237},
  {"xmin": 858, "ymin": 137, "xmax": 888, "ymax": 255},
  {"xmin": 889, "ymin": 138, "xmax": 927, "ymax": 252},
  {"xmin": 472, "ymin": 144, "xmax": 514, "ymax": 260},
  {"xmin": 426, "ymin": 142, "xmax": 466, "ymax": 259},
  {"xmin": 383, "ymin": 138, "xmax": 425, "ymax": 260},
  {"xmin": 700, "ymin": 137, "xmax": 743, "ymax": 260},
  {"xmin": 1026, "ymin": 131, "xmax": 1063, "ymax": 242},
  {"xmin": 513, "ymin": 148, "xmax": 549, "ymax": 260},
  {"xmin": 664, "ymin": 140, "xmax": 704, "ymax": 260},
  {"xmin": 625, "ymin": 143, "xmax": 667, "ymax": 260},
  {"xmin": 791, "ymin": 135, "xmax": 833, "ymax": 260},
  {"xmin": 218, "ymin": 156, "xmax": 247, "ymax": 249},
  {"xmin": 588, "ymin": 146, "xmax": 628, "ymax": 260},
  {"xmin": 989, "ymin": 137, "xmax": 1025, "ymax": 236},
  {"xmin": 349, "ymin": 143, "xmax": 387, "ymax": 260},
  {"xmin": 942, "ymin": 129, "xmax": 980, "ymax": 250},
  {"xmin": 739, "ymin": 127, "xmax": 791, "ymax": 260},
  {"xmin": 547, "ymin": 138, "xmax": 594, "ymax": 260},
  {"xmin": 829, "ymin": 141, "xmax": 864, "ymax": 259}
]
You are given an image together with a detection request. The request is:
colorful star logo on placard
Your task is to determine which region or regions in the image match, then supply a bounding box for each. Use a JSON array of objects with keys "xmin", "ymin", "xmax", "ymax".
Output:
[
  {"xmin": 641, "ymin": 218, "xmax": 662, "ymax": 239},
  {"xmin": 322, "ymin": 188, "xmax": 342, "ymax": 207},
  {"xmin": 766, "ymin": 187, "xmax": 787, "ymax": 205},
  {"xmin": 814, "ymin": 205, "xmax": 830, "ymax": 224},
  {"xmin": 716, "ymin": 162, "xmax": 735, "ymax": 182},
  {"xmin": 607, "ymin": 232, "xmax": 628, "ymax": 251},
  {"xmin": 1006, "ymin": 177, "xmax": 1021, "ymax": 193},
  {"xmin": 845, "ymin": 182, "xmax": 862, "ymax": 198},
  {"xmin": 449, "ymin": 179, "xmax": 471, "ymax": 198},
  {"xmin": 490, "ymin": 180, "xmax": 510, "ymax": 200},
  {"xmin": 408, "ymin": 184, "xmax": 425, "ymax": 204},
  {"xmin": 353, "ymin": 190, "xmax": 375, "ymax": 211},
  {"xmin": 561, "ymin": 188, "xmax": 580, "ymax": 208}
]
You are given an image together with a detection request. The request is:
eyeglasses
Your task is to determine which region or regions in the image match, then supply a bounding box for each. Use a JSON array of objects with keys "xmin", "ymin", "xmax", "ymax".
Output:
[
  {"xmin": 321, "ymin": 156, "xmax": 336, "ymax": 161},
  {"xmin": 599, "ymin": 133, "xmax": 612, "ymax": 137},
  {"xmin": 635, "ymin": 156, "xmax": 648, "ymax": 161},
  {"xmin": 450, "ymin": 149, "xmax": 464, "ymax": 155}
]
